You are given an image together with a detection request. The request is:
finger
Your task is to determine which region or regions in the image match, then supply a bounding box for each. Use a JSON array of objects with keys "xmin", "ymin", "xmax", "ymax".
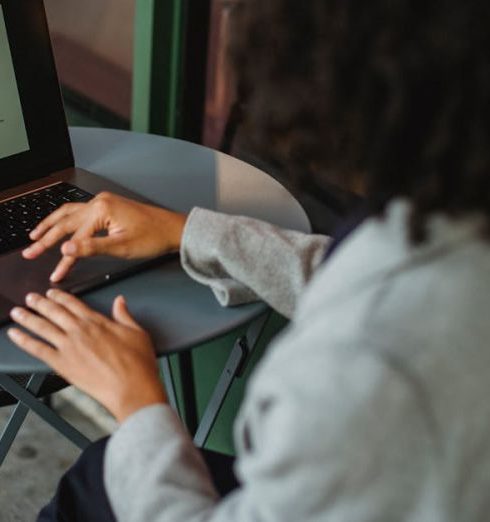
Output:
[
  {"xmin": 7, "ymin": 328, "xmax": 60, "ymax": 368},
  {"xmin": 49, "ymin": 223, "xmax": 96, "ymax": 282},
  {"xmin": 46, "ymin": 289, "xmax": 104, "ymax": 322},
  {"xmin": 61, "ymin": 235, "xmax": 127, "ymax": 258},
  {"xmin": 24, "ymin": 293, "xmax": 79, "ymax": 332},
  {"xmin": 49, "ymin": 255, "xmax": 76, "ymax": 283},
  {"xmin": 23, "ymin": 214, "xmax": 85, "ymax": 259},
  {"xmin": 29, "ymin": 202, "xmax": 83, "ymax": 240},
  {"xmin": 10, "ymin": 306, "xmax": 65, "ymax": 347},
  {"xmin": 112, "ymin": 295, "xmax": 142, "ymax": 330}
]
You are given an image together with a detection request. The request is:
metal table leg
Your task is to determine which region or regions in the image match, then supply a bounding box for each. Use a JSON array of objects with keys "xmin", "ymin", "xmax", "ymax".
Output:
[
  {"xmin": 178, "ymin": 352, "xmax": 199, "ymax": 433},
  {"xmin": 193, "ymin": 311, "xmax": 270, "ymax": 448},
  {"xmin": 0, "ymin": 374, "xmax": 91, "ymax": 455},
  {"xmin": 0, "ymin": 374, "xmax": 46, "ymax": 466},
  {"xmin": 159, "ymin": 357, "xmax": 178, "ymax": 412}
]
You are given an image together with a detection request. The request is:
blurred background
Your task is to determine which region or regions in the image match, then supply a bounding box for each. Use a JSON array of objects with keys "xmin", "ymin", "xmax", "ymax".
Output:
[
  {"xmin": 44, "ymin": 0, "xmax": 352, "ymax": 232},
  {"xmin": 44, "ymin": 0, "xmax": 236, "ymax": 149}
]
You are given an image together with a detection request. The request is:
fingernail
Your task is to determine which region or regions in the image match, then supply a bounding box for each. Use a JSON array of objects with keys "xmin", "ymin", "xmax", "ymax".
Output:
[
  {"xmin": 29, "ymin": 229, "xmax": 38, "ymax": 239},
  {"xmin": 26, "ymin": 293, "xmax": 37, "ymax": 305},
  {"xmin": 23, "ymin": 245, "xmax": 36, "ymax": 257},
  {"xmin": 50, "ymin": 271, "xmax": 60, "ymax": 282},
  {"xmin": 63, "ymin": 242, "xmax": 76, "ymax": 255},
  {"xmin": 7, "ymin": 328, "xmax": 21, "ymax": 339},
  {"xmin": 10, "ymin": 307, "xmax": 23, "ymax": 319},
  {"xmin": 46, "ymin": 288, "xmax": 57, "ymax": 298}
]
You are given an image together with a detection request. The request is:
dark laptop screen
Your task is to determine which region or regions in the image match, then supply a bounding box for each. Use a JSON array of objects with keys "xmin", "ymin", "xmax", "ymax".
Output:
[{"xmin": 0, "ymin": 0, "xmax": 73, "ymax": 192}]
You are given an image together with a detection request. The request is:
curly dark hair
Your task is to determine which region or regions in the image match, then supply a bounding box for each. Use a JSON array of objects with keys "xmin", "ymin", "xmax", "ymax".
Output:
[{"xmin": 229, "ymin": 0, "xmax": 490, "ymax": 242}]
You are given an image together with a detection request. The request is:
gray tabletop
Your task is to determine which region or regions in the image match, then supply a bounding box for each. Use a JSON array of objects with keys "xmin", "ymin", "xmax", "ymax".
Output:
[{"xmin": 0, "ymin": 128, "xmax": 310, "ymax": 374}]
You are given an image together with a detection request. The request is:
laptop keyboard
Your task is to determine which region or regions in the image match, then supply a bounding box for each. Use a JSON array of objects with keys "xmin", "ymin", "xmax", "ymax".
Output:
[{"xmin": 0, "ymin": 183, "xmax": 93, "ymax": 255}]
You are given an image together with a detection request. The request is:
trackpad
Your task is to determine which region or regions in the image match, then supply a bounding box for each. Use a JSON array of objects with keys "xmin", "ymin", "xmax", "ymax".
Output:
[
  {"xmin": 0, "ymin": 248, "xmax": 163, "ymax": 325},
  {"xmin": 0, "ymin": 250, "xmax": 58, "ymax": 304},
  {"xmin": 0, "ymin": 293, "xmax": 16, "ymax": 323},
  {"xmin": 0, "ymin": 249, "xmax": 131, "ymax": 300}
]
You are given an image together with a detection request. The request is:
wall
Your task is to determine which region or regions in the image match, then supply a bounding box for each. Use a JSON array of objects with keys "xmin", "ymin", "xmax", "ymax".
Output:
[
  {"xmin": 44, "ymin": 0, "xmax": 134, "ymax": 73},
  {"xmin": 43, "ymin": 0, "xmax": 134, "ymax": 120}
]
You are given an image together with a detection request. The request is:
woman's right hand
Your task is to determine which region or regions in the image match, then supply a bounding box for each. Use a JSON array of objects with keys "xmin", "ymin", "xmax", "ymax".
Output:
[{"xmin": 22, "ymin": 191, "xmax": 188, "ymax": 283}]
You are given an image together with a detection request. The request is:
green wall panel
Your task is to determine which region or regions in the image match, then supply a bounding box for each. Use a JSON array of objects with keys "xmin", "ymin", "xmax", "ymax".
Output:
[{"xmin": 132, "ymin": 0, "xmax": 184, "ymax": 136}]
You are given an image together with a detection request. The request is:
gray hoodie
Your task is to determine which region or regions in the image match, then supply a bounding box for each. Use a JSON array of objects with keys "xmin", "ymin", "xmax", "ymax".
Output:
[{"xmin": 105, "ymin": 201, "xmax": 490, "ymax": 521}]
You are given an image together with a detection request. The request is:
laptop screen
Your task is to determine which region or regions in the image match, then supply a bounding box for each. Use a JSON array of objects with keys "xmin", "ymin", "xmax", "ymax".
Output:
[
  {"xmin": 0, "ymin": 0, "xmax": 73, "ymax": 192},
  {"xmin": 0, "ymin": 5, "xmax": 30, "ymax": 161}
]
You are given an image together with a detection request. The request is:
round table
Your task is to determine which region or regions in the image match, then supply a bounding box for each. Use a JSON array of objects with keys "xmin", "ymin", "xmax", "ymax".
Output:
[
  {"xmin": 0, "ymin": 128, "xmax": 310, "ymax": 457},
  {"xmin": 0, "ymin": 128, "xmax": 310, "ymax": 374}
]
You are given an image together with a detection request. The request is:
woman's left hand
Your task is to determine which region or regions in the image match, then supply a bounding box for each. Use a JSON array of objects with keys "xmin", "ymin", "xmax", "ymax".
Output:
[{"xmin": 7, "ymin": 290, "xmax": 167, "ymax": 423}]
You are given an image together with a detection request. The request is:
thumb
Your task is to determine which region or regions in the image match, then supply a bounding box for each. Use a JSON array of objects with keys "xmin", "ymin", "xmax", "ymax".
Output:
[{"xmin": 112, "ymin": 295, "xmax": 141, "ymax": 329}]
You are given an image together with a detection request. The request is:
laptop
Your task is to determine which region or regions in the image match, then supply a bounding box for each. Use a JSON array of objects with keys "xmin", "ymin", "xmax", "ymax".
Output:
[{"xmin": 0, "ymin": 0, "xmax": 172, "ymax": 324}]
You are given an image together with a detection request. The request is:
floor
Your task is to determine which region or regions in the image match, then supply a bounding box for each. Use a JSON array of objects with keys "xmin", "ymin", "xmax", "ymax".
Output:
[{"xmin": 0, "ymin": 392, "xmax": 112, "ymax": 522}]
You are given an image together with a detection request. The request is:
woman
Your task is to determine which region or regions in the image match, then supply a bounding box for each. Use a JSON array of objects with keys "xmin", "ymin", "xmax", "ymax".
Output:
[{"xmin": 10, "ymin": 0, "xmax": 490, "ymax": 520}]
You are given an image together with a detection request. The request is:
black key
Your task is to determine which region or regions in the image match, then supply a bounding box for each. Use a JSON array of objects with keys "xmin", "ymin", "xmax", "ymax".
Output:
[{"xmin": 0, "ymin": 183, "xmax": 93, "ymax": 255}]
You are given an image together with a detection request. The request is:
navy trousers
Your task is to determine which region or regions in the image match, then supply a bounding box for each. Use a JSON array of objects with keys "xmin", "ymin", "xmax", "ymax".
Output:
[{"xmin": 37, "ymin": 437, "xmax": 238, "ymax": 522}]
